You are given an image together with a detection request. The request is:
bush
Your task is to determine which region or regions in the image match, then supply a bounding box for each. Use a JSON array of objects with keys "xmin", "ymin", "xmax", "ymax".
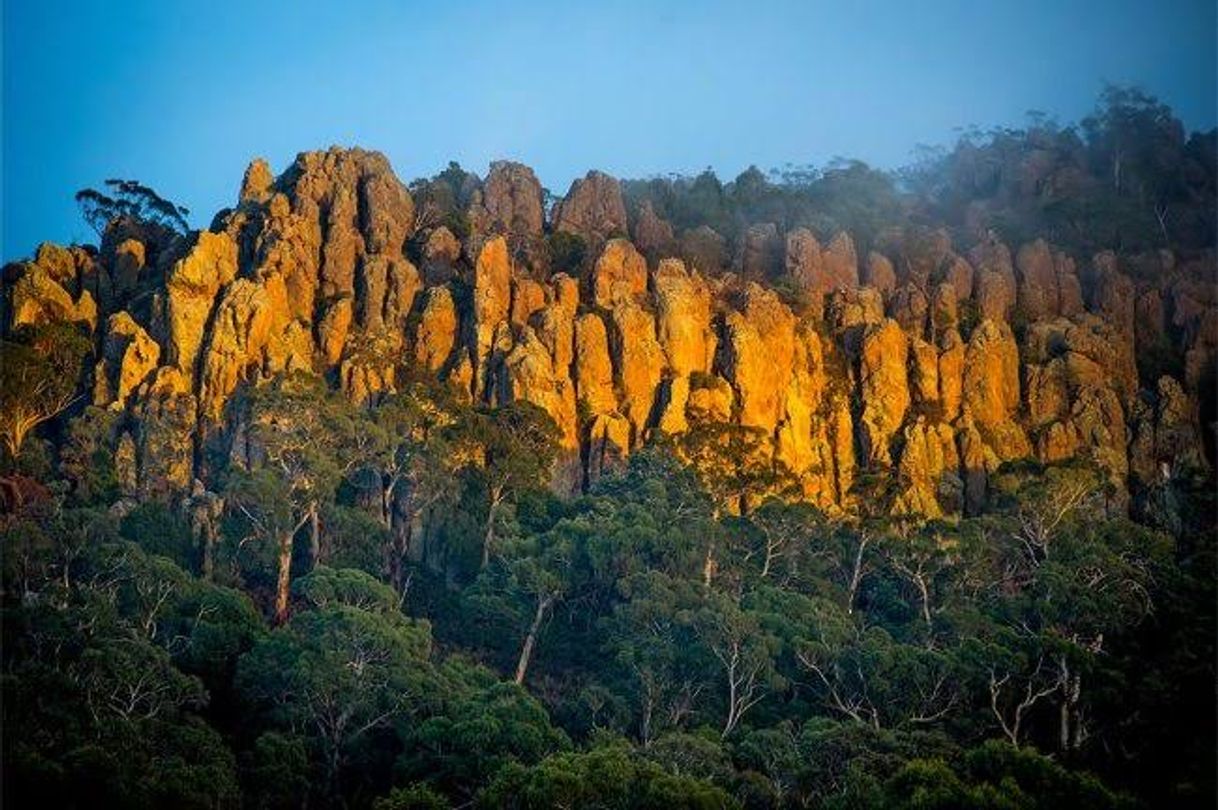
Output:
[
  {"xmin": 546, "ymin": 231, "xmax": 587, "ymax": 276},
  {"xmin": 120, "ymin": 501, "xmax": 195, "ymax": 569}
]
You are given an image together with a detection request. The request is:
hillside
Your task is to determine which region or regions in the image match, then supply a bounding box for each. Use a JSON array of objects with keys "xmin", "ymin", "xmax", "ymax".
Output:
[{"xmin": 2, "ymin": 92, "xmax": 1216, "ymax": 809}]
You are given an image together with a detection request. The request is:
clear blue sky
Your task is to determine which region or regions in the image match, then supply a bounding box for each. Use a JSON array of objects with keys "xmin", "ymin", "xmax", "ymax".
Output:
[{"xmin": 3, "ymin": 0, "xmax": 1215, "ymax": 260}]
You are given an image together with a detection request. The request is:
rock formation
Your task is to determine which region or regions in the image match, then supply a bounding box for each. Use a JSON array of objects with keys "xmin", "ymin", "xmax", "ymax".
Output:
[{"xmin": 3, "ymin": 147, "xmax": 1213, "ymax": 520}]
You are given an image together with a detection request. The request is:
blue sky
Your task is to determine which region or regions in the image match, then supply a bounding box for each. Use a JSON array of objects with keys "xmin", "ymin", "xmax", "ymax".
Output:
[{"xmin": 3, "ymin": 0, "xmax": 1215, "ymax": 260}]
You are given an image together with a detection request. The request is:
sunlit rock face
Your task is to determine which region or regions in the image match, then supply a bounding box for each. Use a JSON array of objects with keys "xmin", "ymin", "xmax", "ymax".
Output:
[
  {"xmin": 551, "ymin": 170, "xmax": 629, "ymax": 248},
  {"xmin": 4, "ymin": 147, "xmax": 1212, "ymax": 517}
]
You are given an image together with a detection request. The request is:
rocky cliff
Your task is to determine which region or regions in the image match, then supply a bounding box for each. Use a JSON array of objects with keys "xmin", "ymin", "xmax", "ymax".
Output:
[{"xmin": 5, "ymin": 148, "xmax": 1214, "ymax": 518}]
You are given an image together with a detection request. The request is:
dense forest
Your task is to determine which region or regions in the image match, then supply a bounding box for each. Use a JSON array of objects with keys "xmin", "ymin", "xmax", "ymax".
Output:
[{"xmin": 1, "ymin": 87, "xmax": 1215, "ymax": 809}]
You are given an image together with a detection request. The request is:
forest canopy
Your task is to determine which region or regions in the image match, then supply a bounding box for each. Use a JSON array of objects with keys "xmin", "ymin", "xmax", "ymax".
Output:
[{"xmin": 2, "ymin": 374, "xmax": 1212, "ymax": 808}]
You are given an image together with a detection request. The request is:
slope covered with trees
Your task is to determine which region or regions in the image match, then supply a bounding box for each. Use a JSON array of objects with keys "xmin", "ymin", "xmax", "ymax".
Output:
[{"xmin": 1, "ymin": 87, "xmax": 1214, "ymax": 808}]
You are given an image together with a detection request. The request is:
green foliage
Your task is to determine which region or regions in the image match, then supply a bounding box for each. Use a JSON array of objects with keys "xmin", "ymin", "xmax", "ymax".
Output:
[
  {"xmin": 0, "ymin": 322, "xmax": 92, "ymax": 463},
  {"xmin": 320, "ymin": 503, "xmax": 392, "ymax": 576},
  {"xmin": 374, "ymin": 783, "xmax": 453, "ymax": 810},
  {"xmin": 120, "ymin": 500, "xmax": 195, "ymax": 568},
  {"xmin": 882, "ymin": 741, "xmax": 1135, "ymax": 809},
  {"xmin": 2, "ymin": 540, "xmax": 247, "ymax": 809},
  {"xmin": 57, "ymin": 406, "xmax": 123, "ymax": 505},
  {"xmin": 546, "ymin": 230, "xmax": 588, "ymax": 276},
  {"xmin": 449, "ymin": 401, "xmax": 561, "ymax": 572},
  {"xmin": 477, "ymin": 742, "xmax": 740, "ymax": 809},
  {"xmin": 75, "ymin": 177, "xmax": 191, "ymax": 236},
  {"xmin": 410, "ymin": 161, "xmax": 478, "ymax": 239},
  {"xmin": 907, "ymin": 84, "xmax": 1215, "ymax": 253},
  {"xmin": 400, "ymin": 680, "xmax": 570, "ymax": 799},
  {"xmin": 243, "ymin": 732, "xmax": 311, "ymax": 810},
  {"xmin": 236, "ymin": 578, "xmax": 433, "ymax": 800}
]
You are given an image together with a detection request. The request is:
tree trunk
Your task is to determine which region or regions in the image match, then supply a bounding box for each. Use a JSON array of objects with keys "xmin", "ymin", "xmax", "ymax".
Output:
[
  {"xmin": 514, "ymin": 593, "xmax": 553, "ymax": 685},
  {"xmin": 307, "ymin": 502, "xmax": 321, "ymax": 570},
  {"xmin": 274, "ymin": 531, "xmax": 293, "ymax": 625},
  {"xmin": 389, "ymin": 518, "xmax": 411, "ymax": 595},
  {"xmin": 1059, "ymin": 655, "xmax": 1084, "ymax": 752},
  {"xmin": 2, "ymin": 432, "xmax": 19, "ymax": 462},
  {"xmin": 916, "ymin": 574, "xmax": 932, "ymax": 630},
  {"xmin": 381, "ymin": 477, "xmax": 395, "ymax": 531},
  {"xmin": 201, "ymin": 528, "xmax": 215, "ymax": 582},
  {"xmin": 482, "ymin": 486, "xmax": 503, "ymax": 569},
  {"xmin": 640, "ymin": 685, "xmax": 654, "ymax": 745},
  {"xmin": 722, "ymin": 651, "xmax": 740, "ymax": 738},
  {"xmin": 388, "ymin": 478, "xmax": 419, "ymax": 594},
  {"xmin": 274, "ymin": 507, "xmax": 315, "ymax": 624},
  {"xmin": 760, "ymin": 532, "xmax": 776, "ymax": 579},
  {"xmin": 846, "ymin": 536, "xmax": 868, "ymax": 614}
]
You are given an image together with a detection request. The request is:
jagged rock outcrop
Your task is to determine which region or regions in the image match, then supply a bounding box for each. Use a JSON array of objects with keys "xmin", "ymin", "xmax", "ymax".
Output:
[
  {"xmin": 863, "ymin": 251, "xmax": 897, "ymax": 297},
  {"xmin": 858, "ymin": 319, "xmax": 910, "ymax": 466},
  {"xmin": 573, "ymin": 312, "xmax": 617, "ymax": 415},
  {"xmin": 740, "ymin": 223, "xmax": 783, "ymax": 280},
  {"xmin": 591, "ymin": 239, "xmax": 648, "ymax": 308},
  {"xmin": 468, "ymin": 161, "xmax": 544, "ymax": 241},
  {"xmin": 471, "ymin": 236, "xmax": 512, "ymax": 399},
  {"xmin": 937, "ymin": 329, "xmax": 966, "ymax": 420},
  {"xmin": 163, "ymin": 231, "xmax": 239, "ymax": 376},
  {"xmin": 4, "ymin": 148, "xmax": 1211, "ymax": 521},
  {"xmin": 7, "ymin": 248, "xmax": 99, "ymax": 331},
  {"xmin": 785, "ymin": 229, "xmax": 858, "ymax": 309},
  {"xmin": 723, "ymin": 284, "xmax": 797, "ymax": 432},
  {"xmin": 94, "ymin": 312, "xmax": 160, "ymax": 408},
  {"xmin": 962, "ymin": 319, "xmax": 1029, "ymax": 461},
  {"xmin": 1129, "ymin": 376, "xmax": 1206, "ymax": 484},
  {"xmin": 893, "ymin": 419, "xmax": 962, "ymax": 517},
  {"xmin": 827, "ymin": 287, "xmax": 884, "ymax": 350},
  {"xmin": 414, "ymin": 286, "xmax": 458, "ymax": 371},
  {"xmin": 198, "ymin": 278, "xmax": 276, "ymax": 420},
  {"xmin": 134, "ymin": 367, "xmax": 197, "ymax": 498},
  {"xmin": 608, "ymin": 300, "xmax": 666, "ymax": 444},
  {"xmin": 552, "ymin": 170, "xmax": 627, "ymax": 246},
  {"xmin": 632, "ymin": 200, "xmax": 676, "ymax": 259},
  {"xmin": 1014, "ymin": 239, "xmax": 1084, "ymax": 321},
  {"xmin": 241, "ymin": 158, "xmax": 275, "ymax": 203},
  {"xmin": 500, "ymin": 325, "xmax": 578, "ymax": 448},
  {"xmin": 419, "ymin": 226, "xmax": 461, "ymax": 285},
  {"xmin": 653, "ymin": 259, "xmax": 714, "ymax": 376},
  {"xmin": 970, "ymin": 238, "xmax": 1016, "ymax": 321},
  {"xmin": 680, "ymin": 226, "xmax": 728, "ymax": 274}
]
